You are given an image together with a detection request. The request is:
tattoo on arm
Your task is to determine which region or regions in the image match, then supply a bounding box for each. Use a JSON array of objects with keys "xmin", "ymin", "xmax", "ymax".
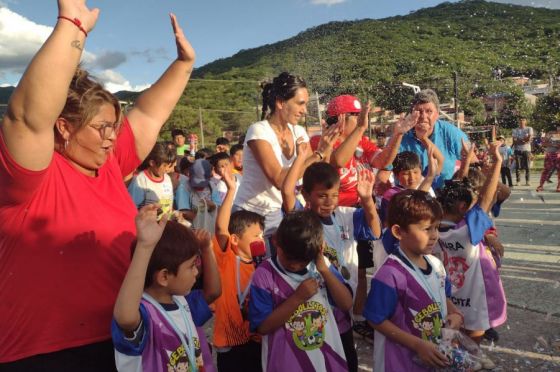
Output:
[{"xmin": 71, "ymin": 40, "xmax": 83, "ymax": 51}]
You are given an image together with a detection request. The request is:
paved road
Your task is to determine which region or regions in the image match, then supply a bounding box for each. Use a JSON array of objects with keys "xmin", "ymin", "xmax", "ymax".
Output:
[{"xmin": 356, "ymin": 174, "xmax": 560, "ymax": 371}]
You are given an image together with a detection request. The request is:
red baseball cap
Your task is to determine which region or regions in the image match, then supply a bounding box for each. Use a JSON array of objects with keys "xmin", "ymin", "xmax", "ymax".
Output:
[{"xmin": 326, "ymin": 95, "xmax": 362, "ymax": 117}]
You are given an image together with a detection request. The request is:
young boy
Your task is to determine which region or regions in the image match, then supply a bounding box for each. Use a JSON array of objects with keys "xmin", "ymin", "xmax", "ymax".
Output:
[
  {"xmin": 209, "ymin": 151, "xmax": 233, "ymax": 205},
  {"xmin": 128, "ymin": 142, "xmax": 177, "ymax": 216},
  {"xmin": 497, "ymin": 136, "xmax": 514, "ymax": 188},
  {"xmin": 249, "ymin": 211, "xmax": 353, "ymax": 372},
  {"xmin": 281, "ymin": 141, "xmax": 380, "ymax": 371},
  {"xmin": 213, "ymin": 167, "xmax": 266, "ymax": 372},
  {"xmin": 175, "ymin": 158, "xmax": 220, "ymax": 233},
  {"xmin": 112, "ymin": 204, "xmax": 220, "ymax": 372},
  {"xmin": 379, "ymin": 149, "xmax": 438, "ymax": 226},
  {"xmin": 216, "ymin": 137, "xmax": 231, "ymax": 153},
  {"xmin": 363, "ymin": 190, "xmax": 464, "ymax": 371},
  {"xmin": 230, "ymin": 144, "xmax": 244, "ymax": 176}
]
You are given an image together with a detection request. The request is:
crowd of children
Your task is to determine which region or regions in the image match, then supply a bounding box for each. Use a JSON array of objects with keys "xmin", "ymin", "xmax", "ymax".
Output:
[{"xmin": 113, "ymin": 101, "xmax": 510, "ymax": 372}]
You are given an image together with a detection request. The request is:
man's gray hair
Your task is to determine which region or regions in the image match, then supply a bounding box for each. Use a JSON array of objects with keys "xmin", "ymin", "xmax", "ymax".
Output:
[{"xmin": 411, "ymin": 89, "xmax": 440, "ymax": 111}]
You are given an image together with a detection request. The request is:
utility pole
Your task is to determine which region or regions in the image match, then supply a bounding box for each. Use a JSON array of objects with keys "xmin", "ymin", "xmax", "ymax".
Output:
[
  {"xmin": 198, "ymin": 107, "xmax": 205, "ymax": 147},
  {"xmin": 453, "ymin": 71, "xmax": 459, "ymax": 124}
]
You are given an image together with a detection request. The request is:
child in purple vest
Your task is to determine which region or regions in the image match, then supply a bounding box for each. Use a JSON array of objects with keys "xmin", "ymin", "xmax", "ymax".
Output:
[
  {"xmin": 249, "ymin": 211, "xmax": 353, "ymax": 371},
  {"xmin": 112, "ymin": 204, "xmax": 220, "ymax": 372},
  {"xmin": 364, "ymin": 190, "xmax": 464, "ymax": 371}
]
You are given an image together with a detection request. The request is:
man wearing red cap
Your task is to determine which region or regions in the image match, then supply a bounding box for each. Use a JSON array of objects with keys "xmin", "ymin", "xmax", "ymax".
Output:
[
  {"xmin": 310, "ymin": 94, "xmax": 416, "ymax": 342},
  {"xmin": 311, "ymin": 95, "xmax": 414, "ymax": 207}
]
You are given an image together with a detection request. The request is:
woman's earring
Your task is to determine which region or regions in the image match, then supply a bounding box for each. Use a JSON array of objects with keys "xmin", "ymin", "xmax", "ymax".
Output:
[{"xmin": 64, "ymin": 139, "xmax": 69, "ymax": 150}]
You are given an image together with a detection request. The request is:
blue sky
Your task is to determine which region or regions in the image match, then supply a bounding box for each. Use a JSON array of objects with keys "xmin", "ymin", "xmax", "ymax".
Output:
[{"xmin": 1, "ymin": 0, "xmax": 558, "ymax": 92}]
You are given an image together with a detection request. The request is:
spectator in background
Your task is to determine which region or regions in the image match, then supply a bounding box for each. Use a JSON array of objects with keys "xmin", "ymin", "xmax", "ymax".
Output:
[
  {"xmin": 172, "ymin": 128, "xmax": 190, "ymax": 156},
  {"xmin": 512, "ymin": 117, "xmax": 534, "ymax": 186},
  {"xmin": 398, "ymin": 89, "xmax": 468, "ymax": 189},
  {"xmin": 498, "ymin": 135, "xmax": 514, "ymax": 188},
  {"xmin": 230, "ymin": 143, "xmax": 244, "ymax": 176},
  {"xmin": 216, "ymin": 136, "xmax": 231, "ymax": 153},
  {"xmin": 128, "ymin": 142, "xmax": 177, "ymax": 217},
  {"xmin": 536, "ymin": 125, "xmax": 560, "ymax": 192}
]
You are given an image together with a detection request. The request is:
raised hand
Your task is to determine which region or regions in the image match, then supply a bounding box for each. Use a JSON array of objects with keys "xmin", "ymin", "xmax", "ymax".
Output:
[
  {"xmin": 357, "ymin": 168, "xmax": 375, "ymax": 200},
  {"xmin": 193, "ymin": 228, "xmax": 212, "ymax": 252},
  {"xmin": 357, "ymin": 101, "xmax": 371, "ymax": 130},
  {"xmin": 316, "ymin": 123, "xmax": 341, "ymax": 159},
  {"xmin": 461, "ymin": 139, "xmax": 477, "ymax": 164},
  {"xmin": 135, "ymin": 204, "xmax": 168, "ymax": 249},
  {"xmin": 58, "ymin": 0, "xmax": 100, "ymax": 33},
  {"xmin": 220, "ymin": 163, "xmax": 236, "ymax": 190},
  {"xmin": 296, "ymin": 137, "xmax": 310, "ymax": 158},
  {"xmin": 489, "ymin": 141, "xmax": 503, "ymax": 163},
  {"xmin": 426, "ymin": 144, "xmax": 439, "ymax": 177},
  {"xmin": 393, "ymin": 111, "xmax": 419, "ymax": 135},
  {"xmin": 169, "ymin": 13, "xmax": 196, "ymax": 64}
]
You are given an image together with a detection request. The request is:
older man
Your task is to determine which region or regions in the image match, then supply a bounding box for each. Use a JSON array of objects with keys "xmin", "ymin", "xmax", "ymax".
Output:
[{"xmin": 398, "ymin": 89, "xmax": 469, "ymax": 189}]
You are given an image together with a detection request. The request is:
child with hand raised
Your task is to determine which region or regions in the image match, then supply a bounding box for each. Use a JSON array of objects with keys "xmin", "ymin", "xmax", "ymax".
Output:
[{"xmin": 112, "ymin": 204, "xmax": 219, "ymax": 372}]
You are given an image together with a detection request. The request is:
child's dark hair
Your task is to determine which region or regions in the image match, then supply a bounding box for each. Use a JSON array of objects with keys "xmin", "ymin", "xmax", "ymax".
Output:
[
  {"xmin": 216, "ymin": 137, "xmax": 230, "ymax": 146},
  {"xmin": 466, "ymin": 168, "xmax": 486, "ymax": 195},
  {"xmin": 139, "ymin": 221, "xmax": 200, "ymax": 288},
  {"xmin": 392, "ymin": 151, "xmax": 421, "ymax": 174},
  {"xmin": 230, "ymin": 144, "xmax": 243, "ymax": 157},
  {"xmin": 436, "ymin": 178, "xmax": 478, "ymax": 214},
  {"xmin": 302, "ymin": 162, "xmax": 340, "ymax": 194},
  {"xmin": 209, "ymin": 151, "xmax": 230, "ymax": 168},
  {"xmin": 261, "ymin": 72, "xmax": 307, "ymax": 120},
  {"xmin": 195, "ymin": 147, "xmax": 214, "ymax": 160},
  {"xmin": 276, "ymin": 211, "xmax": 323, "ymax": 263},
  {"xmin": 228, "ymin": 210, "xmax": 265, "ymax": 236},
  {"xmin": 387, "ymin": 189, "xmax": 443, "ymax": 230},
  {"xmin": 179, "ymin": 156, "xmax": 193, "ymax": 175},
  {"xmin": 138, "ymin": 142, "xmax": 176, "ymax": 170}
]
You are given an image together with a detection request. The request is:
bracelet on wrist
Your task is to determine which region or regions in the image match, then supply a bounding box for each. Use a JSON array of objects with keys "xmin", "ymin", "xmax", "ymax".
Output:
[
  {"xmin": 314, "ymin": 151, "xmax": 324, "ymax": 160},
  {"xmin": 58, "ymin": 16, "xmax": 88, "ymax": 37}
]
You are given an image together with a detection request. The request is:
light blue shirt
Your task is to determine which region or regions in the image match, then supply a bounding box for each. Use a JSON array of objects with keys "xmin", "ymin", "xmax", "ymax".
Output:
[{"xmin": 399, "ymin": 119, "xmax": 468, "ymax": 189}]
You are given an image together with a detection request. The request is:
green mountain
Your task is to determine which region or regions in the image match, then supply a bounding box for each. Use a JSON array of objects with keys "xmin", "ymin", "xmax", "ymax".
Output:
[
  {"xmin": 3, "ymin": 1, "xmax": 559, "ymax": 138},
  {"xmin": 169, "ymin": 0, "xmax": 559, "ymax": 139}
]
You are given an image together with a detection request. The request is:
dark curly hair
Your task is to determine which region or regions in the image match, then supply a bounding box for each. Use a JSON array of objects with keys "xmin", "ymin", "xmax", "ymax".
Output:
[{"xmin": 260, "ymin": 72, "xmax": 307, "ymax": 120}]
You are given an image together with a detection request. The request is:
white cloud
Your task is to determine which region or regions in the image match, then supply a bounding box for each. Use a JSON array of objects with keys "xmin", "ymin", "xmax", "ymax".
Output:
[
  {"xmin": 0, "ymin": 6, "xmax": 143, "ymax": 92},
  {"xmin": 95, "ymin": 69, "xmax": 150, "ymax": 93},
  {"xmin": 310, "ymin": 0, "xmax": 347, "ymax": 6}
]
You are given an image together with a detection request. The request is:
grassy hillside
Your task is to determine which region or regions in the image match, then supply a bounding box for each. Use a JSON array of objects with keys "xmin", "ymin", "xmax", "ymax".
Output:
[
  {"xmin": 3, "ymin": 1, "xmax": 559, "ymax": 141},
  {"xmin": 169, "ymin": 0, "xmax": 559, "ymax": 141}
]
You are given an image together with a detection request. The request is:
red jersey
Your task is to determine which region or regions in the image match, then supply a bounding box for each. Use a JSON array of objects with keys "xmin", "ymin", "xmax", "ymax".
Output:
[
  {"xmin": 310, "ymin": 135, "xmax": 378, "ymax": 207},
  {"xmin": 0, "ymin": 118, "xmax": 140, "ymax": 362}
]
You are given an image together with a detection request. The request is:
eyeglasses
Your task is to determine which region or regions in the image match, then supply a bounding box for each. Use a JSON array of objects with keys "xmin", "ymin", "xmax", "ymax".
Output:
[{"xmin": 88, "ymin": 121, "xmax": 121, "ymax": 139}]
